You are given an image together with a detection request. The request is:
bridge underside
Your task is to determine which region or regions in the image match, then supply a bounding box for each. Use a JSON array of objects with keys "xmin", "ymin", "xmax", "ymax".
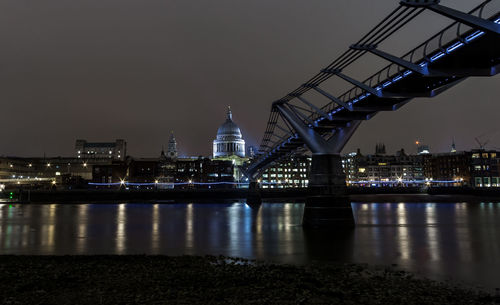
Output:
[{"xmin": 244, "ymin": 2, "xmax": 500, "ymax": 227}]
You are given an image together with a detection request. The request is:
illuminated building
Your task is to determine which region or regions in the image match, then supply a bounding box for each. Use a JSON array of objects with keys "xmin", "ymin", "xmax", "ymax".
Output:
[
  {"xmin": 344, "ymin": 145, "xmax": 425, "ymax": 186},
  {"xmin": 213, "ymin": 107, "xmax": 245, "ymax": 158},
  {"xmin": 423, "ymin": 152, "xmax": 470, "ymax": 186},
  {"xmin": 212, "ymin": 106, "xmax": 249, "ymax": 182},
  {"xmin": 470, "ymin": 150, "xmax": 500, "ymax": 187},
  {"xmin": 75, "ymin": 139, "xmax": 126, "ymax": 161},
  {"xmin": 260, "ymin": 155, "xmax": 311, "ymax": 188}
]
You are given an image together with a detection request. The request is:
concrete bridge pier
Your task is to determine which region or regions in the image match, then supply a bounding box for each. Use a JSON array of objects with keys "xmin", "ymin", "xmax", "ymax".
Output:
[
  {"xmin": 303, "ymin": 154, "xmax": 354, "ymax": 228},
  {"xmin": 246, "ymin": 181, "xmax": 262, "ymax": 206}
]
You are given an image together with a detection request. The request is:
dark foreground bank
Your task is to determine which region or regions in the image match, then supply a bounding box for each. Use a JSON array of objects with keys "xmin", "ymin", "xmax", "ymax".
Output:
[{"xmin": 0, "ymin": 256, "xmax": 496, "ymax": 305}]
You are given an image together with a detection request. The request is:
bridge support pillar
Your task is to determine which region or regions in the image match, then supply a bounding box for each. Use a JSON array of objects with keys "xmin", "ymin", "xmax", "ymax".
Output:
[
  {"xmin": 246, "ymin": 181, "xmax": 262, "ymax": 206},
  {"xmin": 303, "ymin": 154, "xmax": 354, "ymax": 228}
]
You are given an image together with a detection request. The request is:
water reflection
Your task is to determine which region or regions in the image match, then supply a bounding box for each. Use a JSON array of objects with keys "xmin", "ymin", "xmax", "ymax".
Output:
[
  {"xmin": 0, "ymin": 202, "xmax": 499, "ymax": 289},
  {"xmin": 425, "ymin": 204, "xmax": 440, "ymax": 261},
  {"xmin": 116, "ymin": 204, "xmax": 126, "ymax": 254},
  {"xmin": 396, "ymin": 203, "xmax": 410, "ymax": 260},
  {"xmin": 41, "ymin": 204, "xmax": 56, "ymax": 253},
  {"xmin": 186, "ymin": 203, "xmax": 193, "ymax": 253},
  {"xmin": 77, "ymin": 204, "xmax": 88, "ymax": 253},
  {"xmin": 152, "ymin": 204, "xmax": 159, "ymax": 253}
]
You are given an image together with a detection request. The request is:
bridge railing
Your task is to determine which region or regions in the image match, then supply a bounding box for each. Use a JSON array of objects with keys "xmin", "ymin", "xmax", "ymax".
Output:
[
  {"xmin": 252, "ymin": 0, "xmax": 499, "ymax": 175},
  {"xmin": 319, "ymin": 0, "xmax": 500, "ymax": 117}
]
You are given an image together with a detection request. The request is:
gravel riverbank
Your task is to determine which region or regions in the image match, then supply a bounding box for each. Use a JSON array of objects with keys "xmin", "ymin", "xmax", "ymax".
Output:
[{"xmin": 0, "ymin": 255, "xmax": 496, "ymax": 304}]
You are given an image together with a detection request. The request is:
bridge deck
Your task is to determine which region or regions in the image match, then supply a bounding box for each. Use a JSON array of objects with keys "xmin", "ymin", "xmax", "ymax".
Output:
[{"xmin": 246, "ymin": 4, "xmax": 500, "ymax": 177}]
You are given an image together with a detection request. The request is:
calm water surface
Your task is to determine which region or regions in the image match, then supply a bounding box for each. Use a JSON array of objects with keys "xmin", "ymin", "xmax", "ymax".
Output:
[{"xmin": 0, "ymin": 201, "xmax": 499, "ymax": 290}]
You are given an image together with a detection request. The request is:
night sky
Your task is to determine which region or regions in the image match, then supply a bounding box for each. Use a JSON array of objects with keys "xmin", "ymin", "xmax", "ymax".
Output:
[{"xmin": 1, "ymin": 0, "xmax": 498, "ymax": 158}]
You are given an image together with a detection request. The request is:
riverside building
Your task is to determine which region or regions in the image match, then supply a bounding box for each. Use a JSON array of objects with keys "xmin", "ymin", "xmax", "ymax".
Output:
[
  {"xmin": 75, "ymin": 139, "xmax": 126, "ymax": 161},
  {"xmin": 344, "ymin": 145, "xmax": 425, "ymax": 187},
  {"xmin": 260, "ymin": 155, "xmax": 311, "ymax": 188}
]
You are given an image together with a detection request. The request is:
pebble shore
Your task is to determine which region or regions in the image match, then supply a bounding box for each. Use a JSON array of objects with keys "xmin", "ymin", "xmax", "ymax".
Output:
[{"xmin": 0, "ymin": 255, "xmax": 496, "ymax": 304}]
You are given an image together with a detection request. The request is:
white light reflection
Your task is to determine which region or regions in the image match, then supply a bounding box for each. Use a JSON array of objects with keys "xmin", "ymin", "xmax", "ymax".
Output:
[
  {"xmin": 228, "ymin": 204, "xmax": 240, "ymax": 257},
  {"xmin": 397, "ymin": 203, "xmax": 410, "ymax": 260},
  {"xmin": 116, "ymin": 204, "xmax": 126, "ymax": 254},
  {"xmin": 455, "ymin": 202, "xmax": 471, "ymax": 261},
  {"xmin": 77, "ymin": 204, "xmax": 88, "ymax": 253},
  {"xmin": 152, "ymin": 204, "xmax": 159, "ymax": 253},
  {"xmin": 186, "ymin": 203, "xmax": 193, "ymax": 253},
  {"xmin": 425, "ymin": 203, "xmax": 439, "ymax": 261},
  {"xmin": 4, "ymin": 206, "xmax": 14, "ymax": 249},
  {"xmin": 255, "ymin": 206, "xmax": 263, "ymax": 257},
  {"xmin": 21, "ymin": 224, "xmax": 29, "ymax": 247},
  {"xmin": 41, "ymin": 204, "xmax": 56, "ymax": 254},
  {"xmin": 283, "ymin": 204, "xmax": 292, "ymax": 255}
]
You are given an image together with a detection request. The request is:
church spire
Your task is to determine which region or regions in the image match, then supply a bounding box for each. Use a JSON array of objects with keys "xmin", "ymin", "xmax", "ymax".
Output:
[{"xmin": 167, "ymin": 131, "xmax": 178, "ymax": 159}]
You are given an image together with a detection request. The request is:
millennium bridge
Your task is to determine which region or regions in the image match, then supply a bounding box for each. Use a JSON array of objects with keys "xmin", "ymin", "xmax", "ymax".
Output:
[{"xmin": 242, "ymin": 0, "xmax": 500, "ymax": 227}]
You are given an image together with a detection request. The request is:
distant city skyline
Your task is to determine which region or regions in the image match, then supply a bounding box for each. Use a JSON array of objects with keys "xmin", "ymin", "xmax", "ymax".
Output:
[{"xmin": 1, "ymin": 0, "xmax": 499, "ymax": 157}]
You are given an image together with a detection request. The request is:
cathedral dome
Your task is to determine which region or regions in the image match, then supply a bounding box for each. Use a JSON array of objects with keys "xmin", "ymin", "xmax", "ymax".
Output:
[
  {"xmin": 213, "ymin": 107, "xmax": 245, "ymax": 158},
  {"xmin": 216, "ymin": 114, "xmax": 242, "ymax": 140}
]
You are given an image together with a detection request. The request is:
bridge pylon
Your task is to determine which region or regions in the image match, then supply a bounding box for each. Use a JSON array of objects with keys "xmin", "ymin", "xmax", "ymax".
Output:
[{"xmin": 274, "ymin": 103, "xmax": 360, "ymax": 228}]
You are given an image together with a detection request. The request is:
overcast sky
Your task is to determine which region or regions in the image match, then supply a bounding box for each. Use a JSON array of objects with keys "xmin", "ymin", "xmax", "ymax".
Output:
[{"xmin": 0, "ymin": 0, "xmax": 498, "ymax": 157}]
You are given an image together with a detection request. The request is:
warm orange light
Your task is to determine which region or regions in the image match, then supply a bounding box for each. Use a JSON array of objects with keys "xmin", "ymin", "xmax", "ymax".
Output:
[{"xmin": 415, "ymin": 141, "xmax": 420, "ymax": 145}]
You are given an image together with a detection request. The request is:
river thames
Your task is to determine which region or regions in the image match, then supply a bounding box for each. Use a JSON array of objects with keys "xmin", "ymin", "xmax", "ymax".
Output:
[{"xmin": 0, "ymin": 201, "xmax": 499, "ymax": 290}]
